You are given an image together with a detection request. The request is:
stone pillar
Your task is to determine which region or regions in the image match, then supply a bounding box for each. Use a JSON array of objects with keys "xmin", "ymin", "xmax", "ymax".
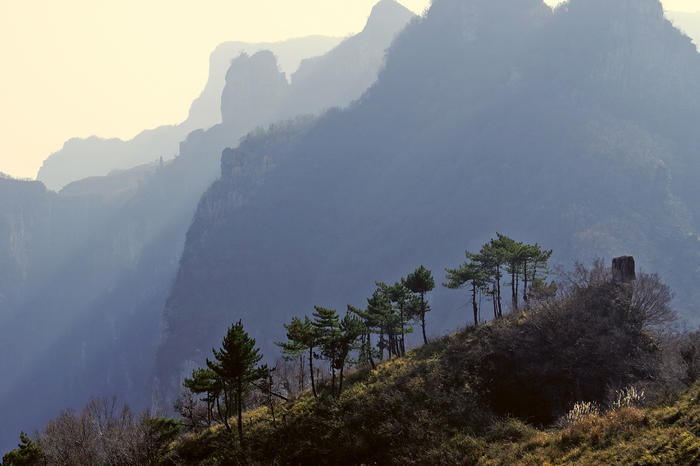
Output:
[{"xmin": 612, "ymin": 255, "xmax": 636, "ymax": 283}]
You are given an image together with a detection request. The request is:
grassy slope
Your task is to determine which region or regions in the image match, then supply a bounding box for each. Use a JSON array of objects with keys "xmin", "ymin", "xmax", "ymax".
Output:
[
  {"xmin": 166, "ymin": 300, "xmax": 700, "ymax": 465},
  {"xmin": 166, "ymin": 347, "xmax": 700, "ymax": 465},
  {"xmin": 478, "ymin": 389, "xmax": 700, "ymax": 465}
]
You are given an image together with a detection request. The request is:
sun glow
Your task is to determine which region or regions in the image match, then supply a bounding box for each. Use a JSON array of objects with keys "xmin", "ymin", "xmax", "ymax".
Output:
[{"xmin": 0, "ymin": 0, "xmax": 696, "ymax": 179}]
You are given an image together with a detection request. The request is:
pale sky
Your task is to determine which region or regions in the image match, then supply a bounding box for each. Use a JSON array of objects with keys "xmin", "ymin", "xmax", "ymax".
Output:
[{"xmin": 0, "ymin": 0, "xmax": 698, "ymax": 180}]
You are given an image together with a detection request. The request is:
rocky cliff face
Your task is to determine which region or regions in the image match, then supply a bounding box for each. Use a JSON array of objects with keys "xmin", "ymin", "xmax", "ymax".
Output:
[
  {"xmin": 0, "ymin": 2, "xmax": 416, "ymax": 453},
  {"xmin": 186, "ymin": 37, "xmax": 343, "ymax": 132},
  {"xmin": 220, "ymin": 51, "xmax": 290, "ymax": 128},
  {"xmin": 278, "ymin": 0, "xmax": 417, "ymax": 117},
  {"xmin": 153, "ymin": 0, "xmax": 700, "ymax": 414}
]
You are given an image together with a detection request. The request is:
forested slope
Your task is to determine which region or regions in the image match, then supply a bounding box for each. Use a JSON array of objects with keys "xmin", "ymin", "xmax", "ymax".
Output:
[
  {"xmin": 156, "ymin": 263, "xmax": 696, "ymax": 465},
  {"xmin": 8, "ymin": 257, "xmax": 697, "ymax": 465}
]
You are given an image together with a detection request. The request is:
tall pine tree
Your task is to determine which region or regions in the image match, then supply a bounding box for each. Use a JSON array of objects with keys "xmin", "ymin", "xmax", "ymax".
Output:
[
  {"xmin": 404, "ymin": 265, "xmax": 435, "ymax": 345},
  {"xmin": 206, "ymin": 320, "xmax": 268, "ymax": 446}
]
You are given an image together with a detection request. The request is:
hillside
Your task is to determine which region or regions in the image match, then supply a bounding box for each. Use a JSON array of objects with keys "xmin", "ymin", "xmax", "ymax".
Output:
[
  {"xmin": 17, "ymin": 259, "xmax": 693, "ymax": 465},
  {"xmin": 154, "ymin": 0, "xmax": 700, "ymax": 413}
]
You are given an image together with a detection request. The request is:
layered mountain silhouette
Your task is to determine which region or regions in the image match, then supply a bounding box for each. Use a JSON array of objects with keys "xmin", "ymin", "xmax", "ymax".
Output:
[
  {"xmin": 0, "ymin": 0, "xmax": 414, "ymax": 453},
  {"xmin": 35, "ymin": 36, "xmax": 342, "ymax": 192},
  {"xmin": 153, "ymin": 0, "xmax": 700, "ymax": 413}
]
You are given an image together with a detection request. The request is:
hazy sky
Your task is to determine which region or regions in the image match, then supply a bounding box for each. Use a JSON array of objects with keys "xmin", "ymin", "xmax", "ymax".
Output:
[{"xmin": 1, "ymin": 0, "xmax": 698, "ymax": 180}]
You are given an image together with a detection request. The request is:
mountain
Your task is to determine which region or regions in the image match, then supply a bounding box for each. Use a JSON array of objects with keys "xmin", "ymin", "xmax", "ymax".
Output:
[
  {"xmin": 153, "ymin": 0, "xmax": 700, "ymax": 414},
  {"xmin": 666, "ymin": 10, "xmax": 700, "ymax": 50},
  {"xmin": 35, "ymin": 36, "xmax": 342, "ymax": 192},
  {"xmin": 275, "ymin": 0, "xmax": 416, "ymax": 117},
  {"xmin": 159, "ymin": 269, "xmax": 686, "ymax": 465},
  {"xmin": 0, "ymin": 1, "xmax": 415, "ymax": 454},
  {"xmin": 13, "ymin": 263, "xmax": 694, "ymax": 464}
]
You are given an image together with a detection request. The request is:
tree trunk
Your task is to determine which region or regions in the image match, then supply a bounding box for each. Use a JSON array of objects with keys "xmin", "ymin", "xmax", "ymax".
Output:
[
  {"xmin": 496, "ymin": 267, "xmax": 503, "ymax": 317},
  {"xmin": 471, "ymin": 283, "xmax": 478, "ymax": 326},
  {"xmin": 511, "ymin": 268, "xmax": 517, "ymax": 311},
  {"xmin": 298, "ymin": 354, "xmax": 305, "ymax": 392},
  {"xmin": 331, "ymin": 364, "xmax": 336, "ymax": 399},
  {"xmin": 309, "ymin": 346, "xmax": 317, "ymax": 398},
  {"xmin": 523, "ymin": 259, "xmax": 529, "ymax": 303},
  {"xmin": 492, "ymin": 283, "xmax": 498, "ymax": 319},
  {"xmin": 215, "ymin": 396, "xmax": 226, "ymax": 430},
  {"xmin": 368, "ymin": 333, "xmax": 376, "ymax": 369},
  {"xmin": 421, "ymin": 292, "xmax": 428, "ymax": 344},
  {"xmin": 338, "ymin": 365, "xmax": 344, "ymax": 399},
  {"xmin": 400, "ymin": 306, "xmax": 406, "ymax": 356},
  {"xmin": 206, "ymin": 394, "xmax": 213, "ymax": 426},
  {"xmin": 379, "ymin": 332, "xmax": 385, "ymax": 360},
  {"xmin": 237, "ymin": 380, "xmax": 244, "ymax": 447}
]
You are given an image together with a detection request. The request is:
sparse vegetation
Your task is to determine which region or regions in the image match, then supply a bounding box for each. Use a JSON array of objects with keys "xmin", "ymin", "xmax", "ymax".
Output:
[{"xmin": 9, "ymin": 246, "xmax": 698, "ymax": 466}]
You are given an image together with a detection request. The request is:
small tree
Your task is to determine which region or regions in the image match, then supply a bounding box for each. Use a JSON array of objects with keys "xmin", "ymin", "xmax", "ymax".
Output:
[
  {"xmin": 477, "ymin": 239, "xmax": 509, "ymax": 317},
  {"xmin": 520, "ymin": 243, "xmax": 553, "ymax": 305},
  {"xmin": 348, "ymin": 304, "xmax": 379, "ymax": 369},
  {"xmin": 36, "ymin": 397, "xmax": 178, "ymax": 466},
  {"xmin": 313, "ymin": 306, "xmax": 343, "ymax": 398},
  {"xmin": 384, "ymin": 281, "xmax": 417, "ymax": 356},
  {"xmin": 206, "ymin": 320, "xmax": 268, "ymax": 446},
  {"xmin": 173, "ymin": 387, "xmax": 211, "ymax": 431},
  {"xmin": 182, "ymin": 367, "xmax": 218, "ymax": 427},
  {"xmin": 1, "ymin": 432, "xmax": 43, "ymax": 466},
  {"xmin": 312, "ymin": 307, "xmax": 363, "ymax": 398},
  {"xmin": 139, "ymin": 414, "xmax": 183, "ymax": 466},
  {"xmin": 366, "ymin": 286, "xmax": 396, "ymax": 359},
  {"xmin": 277, "ymin": 316, "xmax": 319, "ymax": 397},
  {"xmin": 404, "ymin": 266, "xmax": 435, "ymax": 345},
  {"xmin": 444, "ymin": 260, "xmax": 489, "ymax": 326},
  {"xmin": 336, "ymin": 313, "xmax": 365, "ymax": 396}
]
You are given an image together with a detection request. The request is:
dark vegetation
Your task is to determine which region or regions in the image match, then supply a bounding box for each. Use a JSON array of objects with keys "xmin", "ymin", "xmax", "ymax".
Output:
[
  {"xmin": 7, "ymin": 244, "xmax": 700, "ymax": 465},
  {"xmin": 2, "ymin": 398, "xmax": 182, "ymax": 466}
]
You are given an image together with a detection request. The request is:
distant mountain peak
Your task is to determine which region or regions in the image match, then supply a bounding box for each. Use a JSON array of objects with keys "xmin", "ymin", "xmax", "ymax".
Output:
[
  {"xmin": 567, "ymin": 0, "xmax": 664, "ymax": 15},
  {"xmin": 364, "ymin": 0, "xmax": 416, "ymax": 33}
]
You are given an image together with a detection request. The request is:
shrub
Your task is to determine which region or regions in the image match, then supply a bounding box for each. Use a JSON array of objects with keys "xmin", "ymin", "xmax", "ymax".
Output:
[
  {"xmin": 557, "ymin": 401, "xmax": 600, "ymax": 428},
  {"xmin": 608, "ymin": 385, "xmax": 646, "ymax": 411},
  {"xmin": 469, "ymin": 277, "xmax": 662, "ymax": 424}
]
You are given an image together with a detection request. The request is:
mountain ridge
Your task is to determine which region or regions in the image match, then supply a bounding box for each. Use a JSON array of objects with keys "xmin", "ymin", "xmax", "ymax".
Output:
[{"xmin": 35, "ymin": 36, "xmax": 343, "ymax": 192}]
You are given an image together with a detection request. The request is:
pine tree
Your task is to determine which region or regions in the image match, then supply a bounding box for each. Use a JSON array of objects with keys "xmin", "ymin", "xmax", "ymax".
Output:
[
  {"xmin": 312, "ymin": 306, "xmax": 343, "ymax": 398},
  {"xmin": 348, "ymin": 304, "xmax": 379, "ymax": 369},
  {"xmin": 312, "ymin": 307, "xmax": 363, "ymax": 398},
  {"xmin": 336, "ymin": 313, "xmax": 365, "ymax": 396},
  {"xmin": 404, "ymin": 265, "xmax": 435, "ymax": 345},
  {"xmin": 444, "ymin": 260, "xmax": 489, "ymax": 326},
  {"xmin": 521, "ymin": 243, "xmax": 553, "ymax": 304},
  {"xmin": 183, "ymin": 367, "xmax": 218, "ymax": 426},
  {"xmin": 276, "ymin": 316, "xmax": 319, "ymax": 397},
  {"xmin": 384, "ymin": 281, "xmax": 417, "ymax": 356},
  {"xmin": 1, "ymin": 431, "xmax": 43, "ymax": 466},
  {"xmin": 206, "ymin": 320, "xmax": 268, "ymax": 446},
  {"xmin": 446, "ymin": 236, "xmax": 552, "ymax": 322},
  {"xmin": 366, "ymin": 286, "xmax": 395, "ymax": 359}
]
